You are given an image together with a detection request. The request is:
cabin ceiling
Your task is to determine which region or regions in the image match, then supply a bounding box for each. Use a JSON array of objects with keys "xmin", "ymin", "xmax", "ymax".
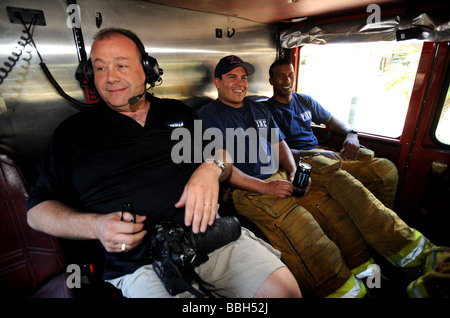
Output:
[{"xmin": 145, "ymin": 0, "xmax": 411, "ymax": 24}]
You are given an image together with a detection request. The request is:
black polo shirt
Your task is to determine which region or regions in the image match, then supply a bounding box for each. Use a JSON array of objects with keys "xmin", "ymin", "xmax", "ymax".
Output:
[{"xmin": 27, "ymin": 94, "xmax": 203, "ymax": 279}]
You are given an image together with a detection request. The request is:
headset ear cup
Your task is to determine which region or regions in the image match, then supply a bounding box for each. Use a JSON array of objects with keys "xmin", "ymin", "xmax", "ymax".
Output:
[
  {"xmin": 142, "ymin": 54, "xmax": 163, "ymax": 86},
  {"xmin": 75, "ymin": 59, "xmax": 95, "ymax": 89},
  {"xmin": 84, "ymin": 59, "xmax": 95, "ymax": 88}
]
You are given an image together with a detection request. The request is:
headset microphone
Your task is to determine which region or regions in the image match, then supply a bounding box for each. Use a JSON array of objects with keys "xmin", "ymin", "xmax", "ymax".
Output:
[{"xmin": 128, "ymin": 90, "xmax": 146, "ymax": 105}]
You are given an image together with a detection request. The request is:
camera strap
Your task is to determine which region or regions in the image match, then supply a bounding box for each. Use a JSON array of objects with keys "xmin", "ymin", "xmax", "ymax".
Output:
[
  {"xmin": 152, "ymin": 257, "xmax": 207, "ymax": 298},
  {"xmin": 183, "ymin": 264, "xmax": 215, "ymax": 298},
  {"xmin": 150, "ymin": 223, "xmax": 214, "ymax": 298}
]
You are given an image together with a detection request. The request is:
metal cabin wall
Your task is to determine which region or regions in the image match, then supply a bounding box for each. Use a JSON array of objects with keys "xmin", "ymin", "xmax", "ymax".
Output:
[{"xmin": 0, "ymin": 0, "xmax": 277, "ymax": 182}]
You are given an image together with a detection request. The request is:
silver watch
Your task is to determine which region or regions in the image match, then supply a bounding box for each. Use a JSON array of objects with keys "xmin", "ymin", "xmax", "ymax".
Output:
[{"xmin": 205, "ymin": 158, "xmax": 226, "ymax": 177}]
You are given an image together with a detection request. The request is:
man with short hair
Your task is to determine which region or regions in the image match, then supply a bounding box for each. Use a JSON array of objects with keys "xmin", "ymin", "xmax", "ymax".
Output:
[{"xmin": 266, "ymin": 58, "xmax": 398, "ymax": 209}]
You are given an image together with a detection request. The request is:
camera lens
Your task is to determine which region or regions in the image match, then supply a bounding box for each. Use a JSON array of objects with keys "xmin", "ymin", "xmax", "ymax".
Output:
[{"xmin": 189, "ymin": 216, "xmax": 241, "ymax": 255}]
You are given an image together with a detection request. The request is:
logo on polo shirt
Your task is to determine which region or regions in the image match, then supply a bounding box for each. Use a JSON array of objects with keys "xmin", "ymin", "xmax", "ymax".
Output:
[{"xmin": 168, "ymin": 121, "xmax": 184, "ymax": 127}]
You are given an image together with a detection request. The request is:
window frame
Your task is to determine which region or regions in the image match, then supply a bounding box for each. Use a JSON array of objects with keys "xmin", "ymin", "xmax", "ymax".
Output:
[{"xmin": 429, "ymin": 62, "xmax": 450, "ymax": 149}]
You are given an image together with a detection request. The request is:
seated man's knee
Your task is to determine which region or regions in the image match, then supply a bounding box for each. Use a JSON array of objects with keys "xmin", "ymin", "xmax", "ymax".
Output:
[{"xmin": 255, "ymin": 266, "xmax": 301, "ymax": 298}]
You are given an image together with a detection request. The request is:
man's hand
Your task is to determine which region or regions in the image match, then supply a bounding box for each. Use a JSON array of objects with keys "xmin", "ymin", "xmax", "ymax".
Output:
[
  {"xmin": 27, "ymin": 200, "xmax": 147, "ymax": 253},
  {"xmin": 340, "ymin": 134, "xmax": 359, "ymax": 160},
  {"xmin": 262, "ymin": 179, "xmax": 294, "ymax": 198},
  {"xmin": 175, "ymin": 162, "xmax": 221, "ymax": 233},
  {"xmin": 95, "ymin": 211, "xmax": 147, "ymax": 253},
  {"xmin": 304, "ymin": 177, "xmax": 312, "ymax": 195}
]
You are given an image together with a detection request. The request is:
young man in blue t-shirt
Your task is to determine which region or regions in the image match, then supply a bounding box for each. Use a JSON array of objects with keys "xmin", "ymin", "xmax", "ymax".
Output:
[{"xmin": 266, "ymin": 58, "xmax": 398, "ymax": 209}]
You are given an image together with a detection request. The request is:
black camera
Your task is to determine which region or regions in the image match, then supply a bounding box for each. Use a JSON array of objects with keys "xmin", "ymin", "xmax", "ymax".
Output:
[{"xmin": 149, "ymin": 216, "xmax": 241, "ymax": 296}]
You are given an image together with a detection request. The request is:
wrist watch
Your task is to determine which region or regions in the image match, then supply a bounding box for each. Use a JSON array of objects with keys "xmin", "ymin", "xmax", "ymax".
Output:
[
  {"xmin": 346, "ymin": 128, "xmax": 358, "ymax": 135},
  {"xmin": 205, "ymin": 158, "xmax": 226, "ymax": 177}
]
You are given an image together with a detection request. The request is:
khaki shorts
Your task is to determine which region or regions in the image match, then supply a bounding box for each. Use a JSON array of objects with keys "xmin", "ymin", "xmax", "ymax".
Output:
[{"xmin": 107, "ymin": 227, "xmax": 283, "ymax": 298}]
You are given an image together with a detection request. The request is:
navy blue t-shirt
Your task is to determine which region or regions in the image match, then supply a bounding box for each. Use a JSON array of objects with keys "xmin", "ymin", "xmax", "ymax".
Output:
[
  {"xmin": 267, "ymin": 93, "xmax": 331, "ymax": 150},
  {"xmin": 198, "ymin": 98, "xmax": 285, "ymax": 180}
]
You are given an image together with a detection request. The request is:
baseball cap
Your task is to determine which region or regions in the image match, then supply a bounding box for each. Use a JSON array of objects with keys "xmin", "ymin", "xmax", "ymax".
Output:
[{"xmin": 214, "ymin": 55, "xmax": 255, "ymax": 78}]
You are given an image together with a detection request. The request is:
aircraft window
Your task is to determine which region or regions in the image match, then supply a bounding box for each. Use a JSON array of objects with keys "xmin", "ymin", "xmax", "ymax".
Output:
[
  {"xmin": 297, "ymin": 40, "xmax": 423, "ymax": 138},
  {"xmin": 435, "ymin": 83, "xmax": 450, "ymax": 146}
]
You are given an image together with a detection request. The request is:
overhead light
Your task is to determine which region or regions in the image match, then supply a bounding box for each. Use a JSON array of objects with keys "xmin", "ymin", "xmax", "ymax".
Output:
[
  {"xmin": 280, "ymin": 16, "xmax": 308, "ymax": 23},
  {"xmin": 291, "ymin": 17, "xmax": 308, "ymax": 23}
]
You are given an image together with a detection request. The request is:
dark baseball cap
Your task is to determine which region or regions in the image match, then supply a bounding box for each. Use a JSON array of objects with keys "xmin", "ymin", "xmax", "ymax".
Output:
[{"xmin": 214, "ymin": 55, "xmax": 255, "ymax": 78}]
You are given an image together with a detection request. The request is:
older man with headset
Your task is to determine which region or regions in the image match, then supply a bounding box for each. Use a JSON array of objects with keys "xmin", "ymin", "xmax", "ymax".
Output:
[{"xmin": 26, "ymin": 28, "xmax": 301, "ymax": 298}]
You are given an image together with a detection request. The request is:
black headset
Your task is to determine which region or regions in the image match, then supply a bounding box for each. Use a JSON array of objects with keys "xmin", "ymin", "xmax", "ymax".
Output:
[{"xmin": 82, "ymin": 29, "xmax": 163, "ymax": 88}]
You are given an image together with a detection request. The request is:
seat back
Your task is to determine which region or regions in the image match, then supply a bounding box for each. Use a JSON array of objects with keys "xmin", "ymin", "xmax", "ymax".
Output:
[{"xmin": 0, "ymin": 146, "xmax": 71, "ymax": 297}]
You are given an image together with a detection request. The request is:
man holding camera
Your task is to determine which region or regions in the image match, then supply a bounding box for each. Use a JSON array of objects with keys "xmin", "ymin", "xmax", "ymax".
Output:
[{"xmin": 26, "ymin": 28, "xmax": 300, "ymax": 298}]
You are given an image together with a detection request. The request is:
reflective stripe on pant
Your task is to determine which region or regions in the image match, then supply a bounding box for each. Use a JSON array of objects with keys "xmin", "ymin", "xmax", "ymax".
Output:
[
  {"xmin": 407, "ymin": 276, "xmax": 428, "ymax": 298},
  {"xmin": 326, "ymin": 275, "xmax": 367, "ymax": 298},
  {"xmin": 388, "ymin": 231, "xmax": 431, "ymax": 270}
]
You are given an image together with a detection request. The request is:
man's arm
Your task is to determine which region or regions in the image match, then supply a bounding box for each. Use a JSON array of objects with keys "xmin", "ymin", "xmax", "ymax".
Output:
[
  {"xmin": 229, "ymin": 166, "xmax": 294, "ymax": 198},
  {"xmin": 277, "ymin": 140, "xmax": 297, "ymax": 182},
  {"xmin": 325, "ymin": 115, "xmax": 359, "ymax": 160},
  {"xmin": 27, "ymin": 200, "xmax": 147, "ymax": 253}
]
